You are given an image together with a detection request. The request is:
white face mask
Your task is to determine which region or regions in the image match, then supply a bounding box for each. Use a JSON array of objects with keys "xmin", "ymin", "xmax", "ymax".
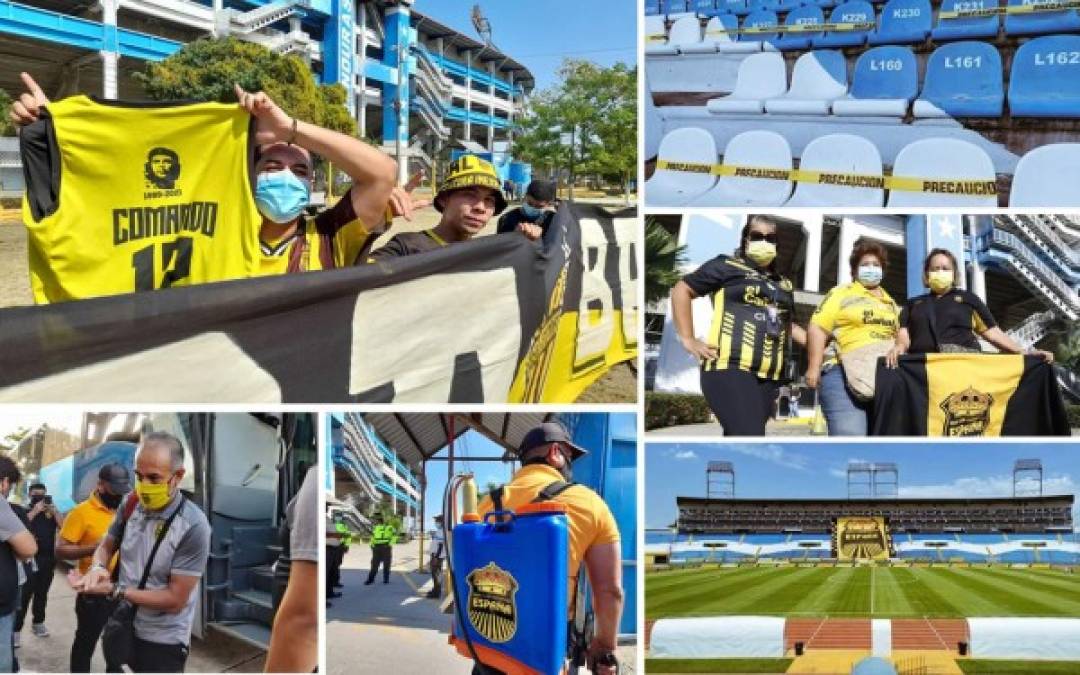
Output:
[{"xmin": 857, "ymin": 264, "xmax": 883, "ymax": 287}]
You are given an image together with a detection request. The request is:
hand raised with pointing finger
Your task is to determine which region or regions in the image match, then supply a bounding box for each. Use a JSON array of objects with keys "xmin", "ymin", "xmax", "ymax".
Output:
[{"xmin": 9, "ymin": 72, "xmax": 50, "ymax": 127}]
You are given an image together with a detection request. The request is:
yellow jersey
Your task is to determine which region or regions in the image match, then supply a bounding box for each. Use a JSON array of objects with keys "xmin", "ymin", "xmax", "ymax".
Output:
[
  {"xmin": 58, "ymin": 492, "xmax": 119, "ymax": 574},
  {"xmin": 22, "ymin": 95, "xmax": 262, "ymax": 303},
  {"xmin": 257, "ymin": 190, "xmax": 372, "ymax": 275},
  {"xmin": 811, "ymin": 282, "xmax": 900, "ymax": 355},
  {"xmin": 477, "ymin": 464, "xmax": 620, "ymax": 608}
]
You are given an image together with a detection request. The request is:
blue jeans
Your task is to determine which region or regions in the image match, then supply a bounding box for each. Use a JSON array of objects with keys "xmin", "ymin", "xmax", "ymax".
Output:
[
  {"xmin": 0, "ymin": 608, "xmax": 13, "ymax": 673},
  {"xmin": 819, "ymin": 364, "xmax": 870, "ymax": 436}
]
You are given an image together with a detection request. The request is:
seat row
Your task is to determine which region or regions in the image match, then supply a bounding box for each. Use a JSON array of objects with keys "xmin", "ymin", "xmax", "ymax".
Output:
[
  {"xmin": 645, "ymin": 1, "xmax": 1080, "ymax": 50},
  {"xmin": 672, "ymin": 36, "xmax": 1080, "ymax": 118},
  {"xmin": 645, "ymin": 126, "xmax": 1080, "ymax": 206},
  {"xmin": 651, "ymin": 0, "xmax": 1080, "ymax": 23}
]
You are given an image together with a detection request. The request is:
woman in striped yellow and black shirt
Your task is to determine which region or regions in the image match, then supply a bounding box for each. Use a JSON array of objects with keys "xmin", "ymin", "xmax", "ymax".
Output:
[{"xmin": 671, "ymin": 215, "xmax": 807, "ymax": 435}]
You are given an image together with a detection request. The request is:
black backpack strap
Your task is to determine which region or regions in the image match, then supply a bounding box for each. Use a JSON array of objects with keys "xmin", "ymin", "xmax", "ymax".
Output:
[
  {"xmin": 490, "ymin": 486, "xmax": 505, "ymax": 513},
  {"xmin": 136, "ymin": 497, "xmax": 185, "ymax": 590},
  {"xmin": 532, "ymin": 480, "xmax": 578, "ymax": 503}
]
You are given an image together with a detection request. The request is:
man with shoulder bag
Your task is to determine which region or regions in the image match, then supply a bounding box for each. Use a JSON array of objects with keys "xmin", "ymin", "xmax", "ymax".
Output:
[{"xmin": 72, "ymin": 433, "xmax": 210, "ymax": 673}]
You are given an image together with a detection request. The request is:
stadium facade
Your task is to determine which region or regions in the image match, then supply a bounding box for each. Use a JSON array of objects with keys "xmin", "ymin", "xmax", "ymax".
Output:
[
  {"xmin": 327, "ymin": 411, "xmax": 421, "ymax": 534},
  {"xmin": 0, "ymin": 0, "xmax": 535, "ymax": 194},
  {"xmin": 649, "ymin": 213, "xmax": 1080, "ymax": 401}
]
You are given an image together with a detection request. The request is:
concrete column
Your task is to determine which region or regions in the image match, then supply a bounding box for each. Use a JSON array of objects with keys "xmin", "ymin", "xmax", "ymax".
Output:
[
  {"xmin": 464, "ymin": 49, "xmax": 472, "ymax": 141},
  {"xmin": 486, "ymin": 61, "xmax": 495, "ymax": 151},
  {"xmin": 99, "ymin": 0, "xmax": 119, "ymax": 99},
  {"xmin": 507, "ymin": 70, "xmax": 515, "ymax": 153},
  {"xmin": 967, "ymin": 216, "xmax": 987, "ymax": 301},
  {"xmin": 357, "ymin": 2, "xmax": 367, "ymax": 134},
  {"xmin": 382, "ymin": 4, "xmax": 411, "ymax": 184},
  {"xmin": 801, "ymin": 215, "xmax": 824, "ymax": 293}
]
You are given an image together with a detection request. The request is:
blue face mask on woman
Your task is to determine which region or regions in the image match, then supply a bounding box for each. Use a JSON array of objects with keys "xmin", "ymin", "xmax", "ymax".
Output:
[
  {"xmin": 255, "ymin": 170, "xmax": 310, "ymax": 223},
  {"xmin": 857, "ymin": 264, "xmax": 883, "ymax": 287},
  {"xmin": 521, "ymin": 203, "xmax": 545, "ymax": 221}
]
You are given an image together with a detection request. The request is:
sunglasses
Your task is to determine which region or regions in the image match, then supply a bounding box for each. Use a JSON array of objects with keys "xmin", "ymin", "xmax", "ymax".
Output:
[{"xmin": 747, "ymin": 231, "xmax": 778, "ymax": 243}]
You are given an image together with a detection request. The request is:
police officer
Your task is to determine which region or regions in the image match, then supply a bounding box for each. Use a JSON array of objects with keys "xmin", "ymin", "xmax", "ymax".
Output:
[
  {"xmin": 364, "ymin": 514, "xmax": 396, "ymax": 585},
  {"xmin": 476, "ymin": 423, "xmax": 623, "ymax": 675},
  {"xmin": 426, "ymin": 515, "xmax": 446, "ymax": 599}
]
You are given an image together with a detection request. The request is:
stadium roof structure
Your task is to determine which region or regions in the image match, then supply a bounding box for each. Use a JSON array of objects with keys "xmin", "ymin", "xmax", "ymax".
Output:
[
  {"xmin": 362, "ymin": 412, "xmax": 557, "ymax": 473},
  {"xmin": 410, "ymin": 8, "xmax": 537, "ymax": 92},
  {"xmin": 676, "ymin": 495, "xmax": 1075, "ymax": 506}
]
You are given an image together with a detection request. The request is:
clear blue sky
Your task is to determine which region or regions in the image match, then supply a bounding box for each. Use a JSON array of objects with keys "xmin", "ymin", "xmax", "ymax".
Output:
[
  {"xmin": 645, "ymin": 442, "xmax": 1080, "ymax": 529},
  {"xmin": 420, "ymin": 429, "xmax": 518, "ymax": 532},
  {"xmin": 416, "ymin": 0, "xmax": 637, "ymax": 91}
]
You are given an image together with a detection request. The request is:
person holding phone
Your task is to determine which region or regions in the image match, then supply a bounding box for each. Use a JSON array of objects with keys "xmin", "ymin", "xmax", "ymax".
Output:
[{"xmin": 13, "ymin": 484, "xmax": 63, "ymax": 646}]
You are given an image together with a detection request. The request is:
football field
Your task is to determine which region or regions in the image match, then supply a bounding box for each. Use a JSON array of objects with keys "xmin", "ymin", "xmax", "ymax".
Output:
[{"xmin": 646, "ymin": 564, "xmax": 1080, "ymax": 619}]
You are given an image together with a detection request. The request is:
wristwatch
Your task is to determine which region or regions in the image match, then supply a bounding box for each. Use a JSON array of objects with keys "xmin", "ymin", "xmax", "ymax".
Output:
[
  {"xmin": 109, "ymin": 582, "xmax": 127, "ymax": 602},
  {"xmin": 596, "ymin": 651, "xmax": 618, "ymax": 668}
]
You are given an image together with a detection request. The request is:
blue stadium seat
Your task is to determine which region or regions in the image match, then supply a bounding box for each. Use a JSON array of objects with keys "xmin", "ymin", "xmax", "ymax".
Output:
[
  {"xmin": 812, "ymin": 1, "xmax": 876, "ymax": 47},
  {"xmin": 719, "ymin": 0, "xmax": 752, "ymax": 16},
  {"xmin": 741, "ymin": 10, "xmax": 782, "ymax": 49},
  {"xmin": 646, "ymin": 0, "xmax": 663, "ymax": 15},
  {"xmin": 913, "ymin": 41, "xmax": 1003, "ymax": 117},
  {"xmin": 932, "ymin": 0, "xmax": 1001, "ymax": 41},
  {"xmin": 806, "ymin": 0, "xmax": 839, "ymax": 9},
  {"xmin": 1009, "ymin": 35, "xmax": 1080, "ymax": 117},
  {"xmin": 704, "ymin": 14, "xmax": 763, "ymax": 51},
  {"xmin": 776, "ymin": 5, "xmax": 825, "ymax": 49},
  {"xmin": 694, "ymin": 0, "xmax": 723, "ymax": 16},
  {"xmin": 832, "ymin": 46, "xmax": 918, "ymax": 115},
  {"xmin": 762, "ymin": 0, "xmax": 803, "ymax": 12},
  {"xmin": 1005, "ymin": 0, "xmax": 1080, "ymax": 36},
  {"xmin": 868, "ymin": 0, "xmax": 932, "ymax": 44}
]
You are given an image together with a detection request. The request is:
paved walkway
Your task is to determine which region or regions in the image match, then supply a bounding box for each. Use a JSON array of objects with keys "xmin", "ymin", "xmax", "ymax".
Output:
[{"xmin": 13, "ymin": 566, "xmax": 264, "ymax": 673}]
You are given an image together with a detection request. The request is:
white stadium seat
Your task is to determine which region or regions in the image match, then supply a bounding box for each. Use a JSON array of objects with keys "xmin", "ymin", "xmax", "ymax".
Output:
[
  {"xmin": 764, "ymin": 50, "xmax": 848, "ymax": 115},
  {"xmin": 688, "ymin": 130, "xmax": 793, "ymax": 206},
  {"xmin": 645, "ymin": 16, "xmax": 677, "ymax": 55},
  {"xmin": 645, "ymin": 127, "xmax": 719, "ymax": 206},
  {"xmin": 1009, "ymin": 144, "xmax": 1080, "ymax": 207},
  {"xmin": 785, "ymin": 133, "xmax": 884, "ymax": 207},
  {"xmin": 887, "ymin": 138, "xmax": 998, "ymax": 207},
  {"xmin": 706, "ymin": 52, "xmax": 788, "ymax": 114},
  {"xmin": 668, "ymin": 15, "xmax": 707, "ymax": 53},
  {"xmin": 700, "ymin": 15, "xmax": 761, "ymax": 54}
]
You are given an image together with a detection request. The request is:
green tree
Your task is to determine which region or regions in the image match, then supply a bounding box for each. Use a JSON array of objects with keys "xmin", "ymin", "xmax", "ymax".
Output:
[
  {"xmin": 0, "ymin": 426, "xmax": 30, "ymax": 455},
  {"xmin": 135, "ymin": 37, "xmax": 355, "ymax": 136},
  {"xmin": 1056, "ymin": 324, "xmax": 1080, "ymax": 373},
  {"xmin": 0, "ymin": 89, "xmax": 14, "ymax": 137},
  {"xmin": 514, "ymin": 59, "xmax": 637, "ymax": 201},
  {"xmin": 645, "ymin": 218, "xmax": 687, "ymax": 305}
]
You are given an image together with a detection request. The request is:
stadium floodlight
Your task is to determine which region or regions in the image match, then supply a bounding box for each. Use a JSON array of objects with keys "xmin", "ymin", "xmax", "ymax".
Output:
[
  {"xmin": 847, "ymin": 461, "xmax": 898, "ymax": 499},
  {"xmin": 707, "ymin": 461, "xmax": 735, "ymax": 499},
  {"xmin": 471, "ymin": 4, "xmax": 493, "ymax": 46},
  {"xmin": 1013, "ymin": 458, "xmax": 1043, "ymax": 497}
]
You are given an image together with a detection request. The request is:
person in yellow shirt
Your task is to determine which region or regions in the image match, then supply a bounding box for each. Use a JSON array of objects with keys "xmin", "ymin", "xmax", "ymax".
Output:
[
  {"xmin": 477, "ymin": 422, "xmax": 622, "ymax": 675},
  {"xmin": 805, "ymin": 238, "xmax": 899, "ymax": 435},
  {"xmin": 55, "ymin": 464, "xmax": 129, "ymax": 673}
]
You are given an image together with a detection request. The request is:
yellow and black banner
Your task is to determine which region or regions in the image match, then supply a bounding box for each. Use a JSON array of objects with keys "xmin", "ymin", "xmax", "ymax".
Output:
[
  {"xmin": 0, "ymin": 203, "xmax": 637, "ymax": 403},
  {"xmin": 835, "ymin": 517, "xmax": 890, "ymax": 560},
  {"xmin": 871, "ymin": 354, "xmax": 1068, "ymax": 436}
]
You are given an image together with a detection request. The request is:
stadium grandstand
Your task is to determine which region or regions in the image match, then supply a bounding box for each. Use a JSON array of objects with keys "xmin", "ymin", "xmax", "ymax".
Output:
[
  {"xmin": 0, "ymin": 0, "xmax": 534, "ymax": 196},
  {"xmin": 644, "ymin": 0, "xmax": 1080, "ymax": 206},
  {"xmin": 647, "ymin": 212, "xmax": 1080, "ymax": 409}
]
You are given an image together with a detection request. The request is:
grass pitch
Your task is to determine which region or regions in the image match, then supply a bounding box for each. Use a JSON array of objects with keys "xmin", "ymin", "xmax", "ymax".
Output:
[{"xmin": 646, "ymin": 564, "xmax": 1080, "ymax": 620}]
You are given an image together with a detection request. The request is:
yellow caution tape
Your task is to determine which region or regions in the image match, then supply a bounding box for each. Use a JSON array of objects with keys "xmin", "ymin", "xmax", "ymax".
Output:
[
  {"xmin": 654, "ymin": 160, "xmax": 998, "ymax": 195},
  {"xmin": 646, "ymin": 33, "xmax": 668, "ymax": 42},
  {"xmin": 740, "ymin": 21, "xmax": 873, "ymax": 33},
  {"xmin": 940, "ymin": 0, "xmax": 1080, "ymax": 18}
]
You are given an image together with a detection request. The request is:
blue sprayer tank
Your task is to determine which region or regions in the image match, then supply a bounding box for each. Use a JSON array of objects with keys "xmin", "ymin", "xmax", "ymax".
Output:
[{"xmin": 451, "ymin": 503, "xmax": 569, "ymax": 675}]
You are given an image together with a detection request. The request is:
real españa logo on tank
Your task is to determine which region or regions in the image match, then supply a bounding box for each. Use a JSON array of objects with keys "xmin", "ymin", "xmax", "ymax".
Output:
[
  {"xmin": 466, "ymin": 562, "xmax": 519, "ymax": 643},
  {"xmin": 112, "ymin": 146, "xmax": 220, "ymax": 246}
]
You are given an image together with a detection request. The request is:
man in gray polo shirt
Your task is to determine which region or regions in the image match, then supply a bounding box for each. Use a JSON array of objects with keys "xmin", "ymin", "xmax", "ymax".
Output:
[{"xmin": 74, "ymin": 432, "xmax": 210, "ymax": 673}]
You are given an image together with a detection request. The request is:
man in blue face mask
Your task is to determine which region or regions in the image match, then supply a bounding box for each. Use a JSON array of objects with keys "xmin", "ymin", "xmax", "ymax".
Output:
[
  {"xmin": 233, "ymin": 85, "xmax": 399, "ymax": 275},
  {"xmin": 496, "ymin": 179, "xmax": 557, "ymax": 241}
]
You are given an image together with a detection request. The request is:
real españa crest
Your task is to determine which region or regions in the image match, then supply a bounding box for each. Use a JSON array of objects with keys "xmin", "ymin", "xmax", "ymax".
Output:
[{"xmin": 466, "ymin": 562, "xmax": 519, "ymax": 643}]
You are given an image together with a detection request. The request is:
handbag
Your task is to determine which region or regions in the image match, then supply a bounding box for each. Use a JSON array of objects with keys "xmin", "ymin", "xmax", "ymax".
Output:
[
  {"xmin": 101, "ymin": 495, "xmax": 185, "ymax": 669},
  {"xmin": 839, "ymin": 340, "xmax": 895, "ymax": 402}
]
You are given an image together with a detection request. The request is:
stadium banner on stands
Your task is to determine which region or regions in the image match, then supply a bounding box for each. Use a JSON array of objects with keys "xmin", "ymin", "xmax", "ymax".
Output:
[
  {"xmin": 0, "ymin": 203, "xmax": 637, "ymax": 403},
  {"xmin": 835, "ymin": 517, "xmax": 890, "ymax": 561},
  {"xmin": 871, "ymin": 353, "xmax": 1068, "ymax": 436}
]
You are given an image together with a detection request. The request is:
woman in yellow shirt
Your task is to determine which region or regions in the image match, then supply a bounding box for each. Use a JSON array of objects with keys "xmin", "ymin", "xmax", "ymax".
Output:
[{"xmin": 805, "ymin": 238, "xmax": 899, "ymax": 435}]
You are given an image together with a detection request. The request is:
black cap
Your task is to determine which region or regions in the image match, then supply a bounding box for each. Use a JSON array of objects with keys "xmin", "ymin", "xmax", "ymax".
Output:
[
  {"xmin": 526, "ymin": 180, "xmax": 557, "ymax": 204},
  {"xmin": 98, "ymin": 463, "xmax": 130, "ymax": 494},
  {"xmin": 518, "ymin": 422, "xmax": 587, "ymax": 461}
]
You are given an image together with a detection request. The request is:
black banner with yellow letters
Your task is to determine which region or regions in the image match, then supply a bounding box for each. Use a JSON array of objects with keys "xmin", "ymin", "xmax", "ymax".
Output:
[
  {"xmin": 871, "ymin": 353, "xmax": 1068, "ymax": 436},
  {"xmin": 0, "ymin": 202, "xmax": 637, "ymax": 403}
]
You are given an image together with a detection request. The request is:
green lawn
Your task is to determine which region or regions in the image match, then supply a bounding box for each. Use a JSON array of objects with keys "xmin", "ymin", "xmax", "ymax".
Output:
[
  {"xmin": 646, "ymin": 565, "xmax": 1080, "ymax": 619},
  {"xmin": 645, "ymin": 658, "xmax": 793, "ymax": 673},
  {"xmin": 958, "ymin": 660, "xmax": 1080, "ymax": 674}
]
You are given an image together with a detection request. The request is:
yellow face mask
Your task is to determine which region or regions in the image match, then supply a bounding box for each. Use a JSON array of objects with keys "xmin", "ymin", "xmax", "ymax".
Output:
[
  {"xmin": 135, "ymin": 478, "xmax": 173, "ymax": 510},
  {"xmin": 927, "ymin": 270, "xmax": 954, "ymax": 293}
]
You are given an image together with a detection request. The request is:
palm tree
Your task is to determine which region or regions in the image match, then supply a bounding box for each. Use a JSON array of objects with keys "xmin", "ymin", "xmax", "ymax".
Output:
[{"xmin": 645, "ymin": 217, "xmax": 687, "ymax": 305}]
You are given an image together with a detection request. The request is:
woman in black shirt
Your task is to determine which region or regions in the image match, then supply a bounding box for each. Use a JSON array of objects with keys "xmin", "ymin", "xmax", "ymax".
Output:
[
  {"xmin": 887, "ymin": 248, "xmax": 1054, "ymax": 364},
  {"xmin": 671, "ymin": 215, "xmax": 807, "ymax": 435}
]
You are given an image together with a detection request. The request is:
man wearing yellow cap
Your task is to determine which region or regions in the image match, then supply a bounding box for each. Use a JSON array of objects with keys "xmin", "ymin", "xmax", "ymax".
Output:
[{"xmin": 366, "ymin": 155, "xmax": 539, "ymax": 261}]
